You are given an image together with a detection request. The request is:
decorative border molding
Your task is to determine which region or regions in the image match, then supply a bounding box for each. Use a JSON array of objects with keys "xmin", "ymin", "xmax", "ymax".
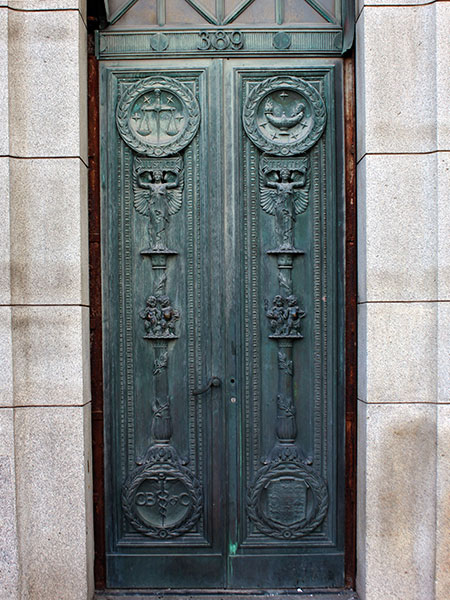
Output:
[{"xmin": 97, "ymin": 30, "xmax": 343, "ymax": 59}]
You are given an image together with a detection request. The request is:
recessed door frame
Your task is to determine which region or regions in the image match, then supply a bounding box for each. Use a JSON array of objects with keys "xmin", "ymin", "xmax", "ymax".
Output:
[{"xmin": 87, "ymin": 29, "xmax": 357, "ymax": 594}]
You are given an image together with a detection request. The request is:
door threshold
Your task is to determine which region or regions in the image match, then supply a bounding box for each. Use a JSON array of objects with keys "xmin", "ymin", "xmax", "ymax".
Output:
[{"xmin": 95, "ymin": 590, "xmax": 358, "ymax": 600}]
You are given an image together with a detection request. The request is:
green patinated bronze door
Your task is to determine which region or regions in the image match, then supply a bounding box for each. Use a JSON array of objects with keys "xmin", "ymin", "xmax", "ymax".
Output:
[{"xmin": 99, "ymin": 0, "xmax": 348, "ymax": 590}]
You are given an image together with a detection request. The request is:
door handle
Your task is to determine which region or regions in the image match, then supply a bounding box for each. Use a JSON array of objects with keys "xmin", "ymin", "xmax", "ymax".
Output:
[{"xmin": 192, "ymin": 376, "xmax": 221, "ymax": 396}]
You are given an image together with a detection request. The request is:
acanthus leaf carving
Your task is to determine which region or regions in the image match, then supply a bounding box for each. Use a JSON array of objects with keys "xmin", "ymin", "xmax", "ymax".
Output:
[
  {"xmin": 278, "ymin": 351, "xmax": 293, "ymax": 376},
  {"xmin": 153, "ymin": 351, "xmax": 169, "ymax": 376}
]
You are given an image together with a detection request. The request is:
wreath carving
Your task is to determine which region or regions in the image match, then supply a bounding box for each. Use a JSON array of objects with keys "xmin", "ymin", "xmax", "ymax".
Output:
[
  {"xmin": 247, "ymin": 448, "xmax": 329, "ymax": 539},
  {"xmin": 116, "ymin": 76, "xmax": 200, "ymax": 157},
  {"xmin": 242, "ymin": 76, "xmax": 326, "ymax": 155}
]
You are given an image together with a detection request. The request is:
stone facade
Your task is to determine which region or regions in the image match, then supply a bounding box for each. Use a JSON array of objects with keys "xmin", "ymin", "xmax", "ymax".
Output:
[
  {"xmin": 0, "ymin": 1, "xmax": 448, "ymax": 599},
  {"xmin": 356, "ymin": 1, "xmax": 450, "ymax": 599},
  {"xmin": 0, "ymin": 2, "xmax": 93, "ymax": 600}
]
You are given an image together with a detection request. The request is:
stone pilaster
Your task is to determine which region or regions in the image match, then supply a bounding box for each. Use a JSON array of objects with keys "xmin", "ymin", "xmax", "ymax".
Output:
[
  {"xmin": 356, "ymin": 1, "xmax": 450, "ymax": 599},
  {"xmin": 0, "ymin": 2, "xmax": 93, "ymax": 600}
]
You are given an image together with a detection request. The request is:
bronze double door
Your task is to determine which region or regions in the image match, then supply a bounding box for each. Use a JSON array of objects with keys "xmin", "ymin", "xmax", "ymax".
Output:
[{"xmin": 101, "ymin": 57, "xmax": 345, "ymax": 589}]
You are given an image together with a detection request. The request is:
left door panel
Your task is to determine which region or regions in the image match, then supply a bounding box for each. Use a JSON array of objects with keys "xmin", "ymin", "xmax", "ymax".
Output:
[{"xmin": 101, "ymin": 61, "xmax": 226, "ymax": 588}]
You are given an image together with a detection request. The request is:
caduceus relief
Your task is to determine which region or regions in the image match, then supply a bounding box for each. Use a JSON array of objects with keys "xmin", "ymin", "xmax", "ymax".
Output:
[
  {"xmin": 259, "ymin": 156, "xmax": 310, "ymax": 251},
  {"xmin": 133, "ymin": 156, "xmax": 184, "ymax": 252}
]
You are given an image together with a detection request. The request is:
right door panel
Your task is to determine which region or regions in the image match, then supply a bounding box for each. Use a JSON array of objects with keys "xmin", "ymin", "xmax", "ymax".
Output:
[{"xmin": 224, "ymin": 60, "xmax": 345, "ymax": 588}]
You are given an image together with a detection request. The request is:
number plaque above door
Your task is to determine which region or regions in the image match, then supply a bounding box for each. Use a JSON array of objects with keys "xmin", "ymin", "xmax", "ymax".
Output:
[{"xmin": 96, "ymin": 0, "xmax": 354, "ymax": 59}]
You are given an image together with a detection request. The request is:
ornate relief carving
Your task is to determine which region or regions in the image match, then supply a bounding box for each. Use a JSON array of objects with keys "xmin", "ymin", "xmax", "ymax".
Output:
[
  {"xmin": 140, "ymin": 294, "xmax": 180, "ymax": 339},
  {"xmin": 278, "ymin": 351, "xmax": 293, "ymax": 376},
  {"xmin": 275, "ymin": 394, "xmax": 297, "ymax": 441},
  {"xmin": 197, "ymin": 30, "xmax": 243, "ymax": 50},
  {"xmin": 243, "ymin": 76, "xmax": 326, "ymax": 155},
  {"xmin": 116, "ymin": 76, "xmax": 200, "ymax": 156},
  {"xmin": 259, "ymin": 155, "xmax": 310, "ymax": 251},
  {"xmin": 247, "ymin": 445, "xmax": 328, "ymax": 540},
  {"xmin": 265, "ymin": 294, "xmax": 305, "ymax": 338},
  {"xmin": 152, "ymin": 351, "xmax": 169, "ymax": 376},
  {"xmin": 247, "ymin": 110, "xmax": 329, "ymax": 538},
  {"xmin": 122, "ymin": 397, "xmax": 202, "ymax": 538},
  {"xmin": 133, "ymin": 155, "xmax": 184, "ymax": 253}
]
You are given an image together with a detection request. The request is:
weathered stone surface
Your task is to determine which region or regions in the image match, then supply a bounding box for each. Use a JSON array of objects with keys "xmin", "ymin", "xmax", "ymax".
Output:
[
  {"xmin": 438, "ymin": 153, "xmax": 450, "ymax": 300},
  {"xmin": 358, "ymin": 302, "xmax": 437, "ymax": 403},
  {"xmin": 15, "ymin": 404, "xmax": 94, "ymax": 600},
  {"xmin": 356, "ymin": 401, "xmax": 367, "ymax": 597},
  {"xmin": 358, "ymin": 0, "xmax": 434, "ymax": 13},
  {"xmin": 436, "ymin": 403, "xmax": 450, "ymax": 599},
  {"xmin": 0, "ymin": 307, "xmax": 13, "ymax": 408},
  {"xmin": 0, "ymin": 158, "xmax": 11, "ymax": 305},
  {"xmin": 356, "ymin": 5, "xmax": 437, "ymax": 160},
  {"xmin": 358, "ymin": 154, "xmax": 437, "ymax": 302},
  {"xmin": 8, "ymin": 0, "xmax": 86, "ymax": 13},
  {"xmin": 11, "ymin": 306, "xmax": 91, "ymax": 406},
  {"xmin": 438, "ymin": 302, "xmax": 450, "ymax": 404},
  {"xmin": 437, "ymin": 1, "xmax": 450, "ymax": 150},
  {"xmin": 357, "ymin": 402, "xmax": 436, "ymax": 600},
  {"xmin": 8, "ymin": 9, "xmax": 87, "ymax": 159},
  {"xmin": 0, "ymin": 408, "xmax": 19, "ymax": 600},
  {"xmin": 0, "ymin": 6, "xmax": 8, "ymax": 156},
  {"xmin": 10, "ymin": 158, "xmax": 89, "ymax": 305}
]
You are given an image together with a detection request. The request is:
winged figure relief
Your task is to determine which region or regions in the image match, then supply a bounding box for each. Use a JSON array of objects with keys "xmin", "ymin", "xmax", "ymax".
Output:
[
  {"xmin": 259, "ymin": 157, "xmax": 310, "ymax": 251},
  {"xmin": 133, "ymin": 156, "xmax": 184, "ymax": 251}
]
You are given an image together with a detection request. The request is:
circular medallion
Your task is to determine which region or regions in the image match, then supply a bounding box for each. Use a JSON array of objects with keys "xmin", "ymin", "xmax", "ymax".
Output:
[
  {"xmin": 150, "ymin": 33, "xmax": 169, "ymax": 52},
  {"xmin": 247, "ymin": 459, "xmax": 328, "ymax": 539},
  {"xmin": 273, "ymin": 31, "xmax": 291, "ymax": 50},
  {"xmin": 242, "ymin": 76, "xmax": 326, "ymax": 155},
  {"xmin": 122, "ymin": 446, "xmax": 202, "ymax": 538},
  {"xmin": 116, "ymin": 76, "xmax": 200, "ymax": 157}
]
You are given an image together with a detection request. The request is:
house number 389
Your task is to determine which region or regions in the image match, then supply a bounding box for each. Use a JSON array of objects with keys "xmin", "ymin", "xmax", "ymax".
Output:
[{"xmin": 197, "ymin": 30, "xmax": 243, "ymax": 51}]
